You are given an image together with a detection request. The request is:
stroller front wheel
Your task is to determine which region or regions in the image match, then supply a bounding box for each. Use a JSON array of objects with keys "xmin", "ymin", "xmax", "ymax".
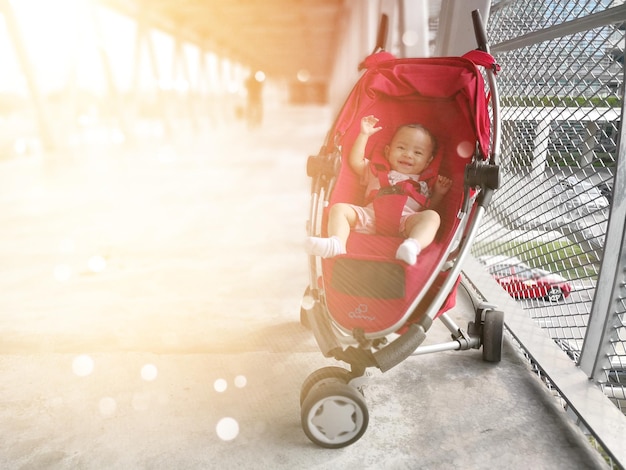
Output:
[
  {"xmin": 300, "ymin": 366, "xmax": 353, "ymax": 405},
  {"xmin": 301, "ymin": 382, "xmax": 369, "ymax": 448}
]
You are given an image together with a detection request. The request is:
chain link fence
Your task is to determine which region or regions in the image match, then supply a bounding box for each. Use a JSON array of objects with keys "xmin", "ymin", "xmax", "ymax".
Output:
[{"xmin": 472, "ymin": 0, "xmax": 626, "ymax": 425}]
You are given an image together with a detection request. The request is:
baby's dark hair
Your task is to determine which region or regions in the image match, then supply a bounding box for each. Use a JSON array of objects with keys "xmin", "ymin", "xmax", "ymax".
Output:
[{"xmin": 396, "ymin": 123, "xmax": 438, "ymax": 158}]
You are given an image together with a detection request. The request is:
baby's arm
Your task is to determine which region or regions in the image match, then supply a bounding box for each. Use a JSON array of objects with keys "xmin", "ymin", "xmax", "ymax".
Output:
[
  {"xmin": 348, "ymin": 115, "xmax": 382, "ymax": 177},
  {"xmin": 430, "ymin": 175, "xmax": 452, "ymax": 207}
]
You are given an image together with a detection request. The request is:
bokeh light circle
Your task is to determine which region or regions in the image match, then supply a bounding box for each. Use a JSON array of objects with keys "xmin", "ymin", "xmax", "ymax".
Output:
[
  {"xmin": 297, "ymin": 69, "xmax": 311, "ymax": 82},
  {"xmin": 457, "ymin": 141, "xmax": 474, "ymax": 159},
  {"xmin": 216, "ymin": 417, "xmax": 239, "ymax": 441},
  {"xmin": 88, "ymin": 255, "xmax": 107, "ymax": 273},
  {"xmin": 214, "ymin": 378, "xmax": 228, "ymax": 393},
  {"xmin": 402, "ymin": 30, "xmax": 419, "ymax": 46},
  {"xmin": 234, "ymin": 375, "xmax": 247, "ymax": 388},
  {"xmin": 72, "ymin": 355, "xmax": 94, "ymax": 377},
  {"xmin": 141, "ymin": 364, "xmax": 158, "ymax": 381},
  {"xmin": 301, "ymin": 295, "xmax": 315, "ymax": 310}
]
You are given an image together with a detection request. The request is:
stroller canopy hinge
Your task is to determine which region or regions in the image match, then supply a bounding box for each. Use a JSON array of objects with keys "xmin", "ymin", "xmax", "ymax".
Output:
[{"xmin": 464, "ymin": 162, "xmax": 501, "ymax": 192}]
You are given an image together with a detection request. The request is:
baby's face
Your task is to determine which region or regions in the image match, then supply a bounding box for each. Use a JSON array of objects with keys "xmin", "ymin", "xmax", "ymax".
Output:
[{"xmin": 385, "ymin": 127, "xmax": 434, "ymax": 175}]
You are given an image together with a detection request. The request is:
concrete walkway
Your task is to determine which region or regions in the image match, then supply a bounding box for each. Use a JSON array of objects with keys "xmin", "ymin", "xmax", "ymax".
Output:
[{"xmin": 0, "ymin": 106, "xmax": 608, "ymax": 469}]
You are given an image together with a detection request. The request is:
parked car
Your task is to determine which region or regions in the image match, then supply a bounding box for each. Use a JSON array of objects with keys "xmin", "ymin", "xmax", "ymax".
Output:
[
  {"xmin": 596, "ymin": 181, "xmax": 613, "ymax": 203},
  {"xmin": 478, "ymin": 255, "xmax": 572, "ymax": 302},
  {"xmin": 549, "ymin": 176, "xmax": 610, "ymax": 216}
]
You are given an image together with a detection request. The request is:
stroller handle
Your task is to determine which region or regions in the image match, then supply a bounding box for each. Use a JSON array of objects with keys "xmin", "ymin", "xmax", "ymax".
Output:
[
  {"xmin": 472, "ymin": 9, "xmax": 489, "ymax": 53},
  {"xmin": 472, "ymin": 8, "xmax": 501, "ymax": 165},
  {"xmin": 373, "ymin": 14, "xmax": 388, "ymax": 54}
]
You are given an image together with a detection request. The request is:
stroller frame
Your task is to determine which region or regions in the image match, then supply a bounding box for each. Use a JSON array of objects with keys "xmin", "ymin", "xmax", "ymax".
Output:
[{"xmin": 300, "ymin": 11, "xmax": 503, "ymax": 448}]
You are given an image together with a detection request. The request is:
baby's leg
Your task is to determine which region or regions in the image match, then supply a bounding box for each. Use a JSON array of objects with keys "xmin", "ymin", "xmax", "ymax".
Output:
[
  {"xmin": 395, "ymin": 210, "xmax": 441, "ymax": 265},
  {"xmin": 305, "ymin": 203, "xmax": 358, "ymax": 258}
]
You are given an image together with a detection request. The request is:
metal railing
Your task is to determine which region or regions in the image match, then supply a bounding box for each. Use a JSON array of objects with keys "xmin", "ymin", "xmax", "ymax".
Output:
[{"xmin": 471, "ymin": 0, "xmax": 626, "ymax": 467}]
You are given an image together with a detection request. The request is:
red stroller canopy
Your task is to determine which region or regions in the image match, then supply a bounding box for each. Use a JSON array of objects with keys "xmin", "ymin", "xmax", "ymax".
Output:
[{"xmin": 328, "ymin": 51, "xmax": 496, "ymax": 207}]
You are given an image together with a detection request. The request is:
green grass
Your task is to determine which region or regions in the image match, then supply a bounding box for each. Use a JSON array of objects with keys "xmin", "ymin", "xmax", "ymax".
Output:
[
  {"xmin": 502, "ymin": 95, "xmax": 621, "ymax": 108},
  {"xmin": 475, "ymin": 239, "xmax": 601, "ymax": 280}
]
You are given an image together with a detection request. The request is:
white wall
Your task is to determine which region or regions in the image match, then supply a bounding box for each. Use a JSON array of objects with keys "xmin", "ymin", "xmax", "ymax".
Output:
[
  {"xmin": 326, "ymin": 0, "xmax": 432, "ymax": 114},
  {"xmin": 434, "ymin": 0, "xmax": 491, "ymax": 56}
]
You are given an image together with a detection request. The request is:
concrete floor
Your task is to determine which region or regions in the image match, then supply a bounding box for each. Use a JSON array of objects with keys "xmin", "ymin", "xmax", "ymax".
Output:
[{"xmin": 0, "ymin": 106, "xmax": 609, "ymax": 469}]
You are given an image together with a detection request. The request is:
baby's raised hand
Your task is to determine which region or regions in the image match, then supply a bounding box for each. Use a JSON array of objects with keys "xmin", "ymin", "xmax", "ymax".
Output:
[
  {"xmin": 434, "ymin": 175, "xmax": 452, "ymax": 195},
  {"xmin": 361, "ymin": 115, "xmax": 383, "ymax": 136}
]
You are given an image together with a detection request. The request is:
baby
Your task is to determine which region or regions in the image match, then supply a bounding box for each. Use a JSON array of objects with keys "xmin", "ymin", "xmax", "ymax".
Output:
[{"xmin": 306, "ymin": 115, "xmax": 452, "ymax": 265}]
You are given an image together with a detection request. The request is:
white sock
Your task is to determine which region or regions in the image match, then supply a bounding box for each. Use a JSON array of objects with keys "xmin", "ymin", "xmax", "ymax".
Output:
[
  {"xmin": 305, "ymin": 236, "xmax": 345, "ymax": 258},
  {"xmin": 395, "ymin": 239, "xmax": 421, "ymax": 265}
]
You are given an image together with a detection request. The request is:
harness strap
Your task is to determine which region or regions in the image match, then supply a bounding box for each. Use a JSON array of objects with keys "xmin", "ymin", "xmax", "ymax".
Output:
[
  {"xmin": 365, "ymin": 166, "xmax": 430, "ymax": 208},
  {"xmin": 363, "ymin": 165, "xmax": 432, "ymax": 236}
]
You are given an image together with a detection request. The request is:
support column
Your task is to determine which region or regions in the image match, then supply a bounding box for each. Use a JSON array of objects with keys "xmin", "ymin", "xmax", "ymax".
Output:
[
  {"xmin": 90, "ymin": 2, "xmax": 132, "ymax": 143},
  {"xmin": 129, "ymin": 13, "xmax": 144, "ymax": 132},
  {"xmin": 579, "ymin": 64, "xmax": 626, "ymax": 381},
  {"xmin": 196, "ymin": 48, "xmax": 208, "ymax": 128},
  {"xmin": 580, "ymin": 121, "xmax": 600, "ymax": 167},
  {"xmin": 0, "ymin": 0, "xmax": 55, "ymax": 151},
  {"xmin": 141, "ymin": 18, "xmax": 174, "ymax": 139},
  {"xmin": 173, "ymin": 36, "xmax": 199, "ymax": 134},
  {"xmin": 531, "ymin": 118, "xmax": 551, "ymax": 179}
]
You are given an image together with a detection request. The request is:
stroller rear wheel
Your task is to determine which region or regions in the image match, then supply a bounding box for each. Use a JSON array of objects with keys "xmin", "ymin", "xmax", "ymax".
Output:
[
  {"xmin": 544, "ymin": 286, "xmax": 564, "ymax": 303},
  {"xmin": 482, "ymin": 310, "xmax": 504, "ymax": 362},
  {"xmin": 300, "ymin": 366, "xmax": 353, "ymax": 405},
  {"xmin": 301, "ymin": 382, "xmax": 369, "ymax": 448}
]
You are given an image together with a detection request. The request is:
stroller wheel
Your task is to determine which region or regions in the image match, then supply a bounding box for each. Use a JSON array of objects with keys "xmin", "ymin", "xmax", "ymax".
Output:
[
  {"xmin": 301, "ymin": 382, "xmax": 369, "ymax": 448},
  {"xmin": 482, "ymin": 310, "xmax": 504, "ymax": 363},
  {"xmin": 544, "ymin": 286, "xmax": 564, "ymax": 303},
  {"xmin": 300, "ymin": 366, "xmax": 352, "ymax": 405}
]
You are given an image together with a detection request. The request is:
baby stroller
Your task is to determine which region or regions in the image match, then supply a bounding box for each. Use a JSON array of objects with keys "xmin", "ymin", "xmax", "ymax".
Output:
[{"xmin": 300, "ymin": 11, "xmax": 503, "ymax": 448}]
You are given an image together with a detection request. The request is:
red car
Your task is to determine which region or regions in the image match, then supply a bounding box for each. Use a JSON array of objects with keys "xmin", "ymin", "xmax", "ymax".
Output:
[{"xmin": 480, "ymin": 257, "xmax": 572, "ymax": 302}]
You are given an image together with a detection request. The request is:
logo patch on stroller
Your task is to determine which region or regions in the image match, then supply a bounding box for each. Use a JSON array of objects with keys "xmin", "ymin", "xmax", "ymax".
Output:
[{"xmin": 348, "ymin": 304, "xmax": 375, "ymax": 321}]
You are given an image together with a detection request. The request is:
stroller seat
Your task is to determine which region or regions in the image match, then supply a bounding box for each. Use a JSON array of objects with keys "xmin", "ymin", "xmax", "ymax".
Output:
[{"xmin": 318, "ymin": 55, "xmax": 487, "ymax": 337}]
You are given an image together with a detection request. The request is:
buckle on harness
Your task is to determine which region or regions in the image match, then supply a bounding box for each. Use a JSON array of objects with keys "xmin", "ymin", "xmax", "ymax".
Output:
[{"xmin": 376, "ymin": 185, "xmax": 405, "ymax": 197}]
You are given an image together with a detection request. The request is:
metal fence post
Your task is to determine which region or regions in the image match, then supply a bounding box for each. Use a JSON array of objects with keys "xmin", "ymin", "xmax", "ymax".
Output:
[{"xmin": 579, "ymin": 45, "xmax": 626, "ymax": 379}]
